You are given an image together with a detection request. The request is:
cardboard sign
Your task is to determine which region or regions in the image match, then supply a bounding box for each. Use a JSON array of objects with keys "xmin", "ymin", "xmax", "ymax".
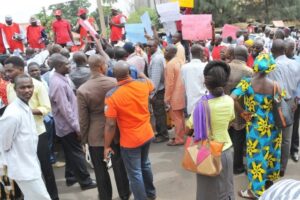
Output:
[
  {"xmin": 171, "ymin": 0, "xmax": 194, "ymax": 8},
  {"xmin": 140, "ymin": 12, "xmax": 153, "ymax": 37},
  {"xmin": 125, "ymin": 24, "xmax": 147, "ymax": 44},
  {"xmin": 157, "ymin": 1, "xmax": 181, "ymax": 22},
  {"xmin": 222, "ymin": 24, "xmax": 240, "ymax": 39},
  {"xmin": 181, "ymin": 14, "xmax": 212, "ymax": 40},
  {"xmin": 273, "ymin": 20, "xmax": 285, "ymax": 27},
  {"xmin": 78, "ymin": 19, "xmax": 98, "ymax": 40}
]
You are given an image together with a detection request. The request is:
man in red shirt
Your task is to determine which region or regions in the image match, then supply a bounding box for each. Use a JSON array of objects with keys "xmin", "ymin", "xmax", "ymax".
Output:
[
  {"xmin": 52, "ymin": 10, "xmax": 74, "ymax": 47},
  {"xmin": 26, "ymin": 16, "xmax": 47, "ymax": 50},
  {"xmin": 75, "ymin": 8, "xmax": 98, "ymax": 48},
  {"xmin": 2, "ymin": 15, "xmax": 24, "ymax": 53},
  {"xmin": 109, "ymin": 7, "xmax": 126, "ymax": 45}
]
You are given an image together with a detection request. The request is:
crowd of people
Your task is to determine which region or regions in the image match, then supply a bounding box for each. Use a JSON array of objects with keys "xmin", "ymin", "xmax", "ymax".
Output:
[{"xmin": 0, "ymin": 5, "xmax": 300, "ymax": 200}]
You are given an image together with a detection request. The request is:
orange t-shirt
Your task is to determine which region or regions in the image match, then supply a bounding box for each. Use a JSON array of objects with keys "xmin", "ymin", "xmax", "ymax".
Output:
[{"xmin": 105, "ymin": 78, "xmax": 154, "ymax": 148}]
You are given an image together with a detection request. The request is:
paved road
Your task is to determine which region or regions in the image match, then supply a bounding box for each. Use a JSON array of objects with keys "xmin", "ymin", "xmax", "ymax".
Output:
[{"xmin": 54, "ymin": 142, "xmax": 300, "ymax": 200}]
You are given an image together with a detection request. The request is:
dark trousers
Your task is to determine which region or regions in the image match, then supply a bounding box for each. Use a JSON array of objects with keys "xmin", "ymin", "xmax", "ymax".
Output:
[
  {"xmin": 151, "ymin": 89, "xmax": 168, "ymax": 138},
  {"xmin": 228, "ymin": 127, "xmax": 246, "ymax": 171},
  {"xmin": 37, "ymin": 132, "xmax": 59, "ymax": 200},
  {"xmin": 291, "ymin": 104, "xmax": 300, "ymax": 154},
  {"xmin": 61, "ymin": 133, "xmax": 92, "ymax": 186},
  {"xmin": 89, "ymin": 144, "xmax": 130, "ymax": 200},
  {"xmin": 44, "ymin": 116, "xmax": 56, "ymax": 164}
]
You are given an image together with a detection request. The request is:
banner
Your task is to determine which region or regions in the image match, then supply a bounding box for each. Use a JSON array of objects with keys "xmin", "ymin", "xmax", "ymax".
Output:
[
  {"xmin": 125, "ymin": 24, "xmax": 147, "ymax": 44},
  {"xmin": 78, "ymin": 19, "xmax": 98, "ymax": 40},
  {"xmin": 157, "ymin": 2, "xmax": 181, "ymax": 23},
  {"xmin": 140, "ymin": 12, "xmax": 153, "ymax": 37},
  {"xmin": 181, "ymin": 14, "xmax": 212, "ymax": 40},
  {"xmin": 221, "ymin": 24, "xmax": 240, "ymax": 39}
]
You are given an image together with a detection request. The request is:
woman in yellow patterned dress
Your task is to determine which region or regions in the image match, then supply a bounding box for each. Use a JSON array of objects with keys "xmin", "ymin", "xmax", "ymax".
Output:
[{"xmin": 231, "ymin": 53, "xmax": 282, "ymax": 199}]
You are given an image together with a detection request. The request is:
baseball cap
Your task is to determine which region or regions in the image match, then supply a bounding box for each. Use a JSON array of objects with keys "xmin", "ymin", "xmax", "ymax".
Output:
[
  {"xmin": 54, "ymin": 10, "xmax": 62, "ymax": 16},
  {"xmin": 30, "ymin": 16, "xmax": 37, "ymax": 23},
  {"xmin": 111, "ymin": 6, "xmax": 118, "ymax": 11},
  {"xmin": 77, "ymin": 8, "xmax": 87, "ymax": 16},
  {"xmin": 5, "ymin": 15, "xmax": 12, "ymax": 21}
]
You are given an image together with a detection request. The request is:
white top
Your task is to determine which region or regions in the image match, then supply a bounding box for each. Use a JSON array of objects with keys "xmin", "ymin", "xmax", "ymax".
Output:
[
  {"xmin": 0, "ymin": 98, "xmax": 41, "ymax": 181},
  {"xmin": 181, "ymin": 59, "xmax": 207, "ymax": 114}
]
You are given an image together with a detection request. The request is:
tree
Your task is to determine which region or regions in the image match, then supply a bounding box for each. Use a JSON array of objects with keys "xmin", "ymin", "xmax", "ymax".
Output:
[{"xmin": 127, "ymin": 7, "xmax": 159, "ymax": 26}]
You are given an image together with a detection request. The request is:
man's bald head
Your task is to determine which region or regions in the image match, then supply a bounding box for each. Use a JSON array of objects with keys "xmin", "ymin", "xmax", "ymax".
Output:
[
  {"xmin": 164, "ymin": 44, "xmax": 177, "ymax": 61},
  {"xmin": 73, "ymin": 51, "xmax": 87, "ymax": 66},
  {"xmin": 274, "ymin": 29, "xmax": 285, "ymax": 40},
  {"xmin": 113, "ymin": 61, "xmax": 130, "ymax": 81},
  {"xmin": 191, "ymin": 44, "xmax": 203, "ymax": 60},
  {"xmin": 234, "ymin": 45, "xmax": 248, "ymax": 62},
  {"xmin": 271, "ymin": 39, "xmax": 285, "ymax": 58},
  {"xmin": 88, "ymin": 54, "xmax": 106, "ymax": 73}
]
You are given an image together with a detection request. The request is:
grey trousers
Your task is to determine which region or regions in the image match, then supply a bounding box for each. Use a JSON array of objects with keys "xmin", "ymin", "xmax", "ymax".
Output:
[
  {"xmin": 281, "ymin": 125, "xmax": 293, "ymax": 172},
  {"xmin": 196, "ymin": 148, "xmax": 234, "ymax": 200}
]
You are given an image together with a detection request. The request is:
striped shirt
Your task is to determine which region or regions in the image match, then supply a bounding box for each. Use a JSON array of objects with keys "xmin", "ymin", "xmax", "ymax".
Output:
[
  {"xmin": 259, "ymin": 179, "xmax": 300, "ymax": 200},
  {"xmin": 148, "ymin": 50, "xmax": 165, "ymax": 98}
]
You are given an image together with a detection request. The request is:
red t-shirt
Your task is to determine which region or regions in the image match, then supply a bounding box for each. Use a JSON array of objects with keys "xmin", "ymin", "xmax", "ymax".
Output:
[
  {"xmin": 212, "ymin": 45, "xmax": 225, "ymax": 61},
  {"xmin": 0, "ymin": 24, "xmax": 5, "ymax": 54},
  {"xmin": 110, "ymin": 14, "xmax": 123, "ymax": 42},
  {"xmin": 2, "ymin": 23, "xmax": 24, "ymax": 52},
  {"xmin": 26, "ymin": 25, "xmax": 45, "ymax": 49},
  {"xmin": 79, "ymin": 17, "xmax": 95, "ymax": 47},
  {"xmin": 247, "ymin": 54, "xmax": 254, "ymax": 68},
  {"xmin": 52, "ymin": 19, "xmax": 72, "ymax": 44}
]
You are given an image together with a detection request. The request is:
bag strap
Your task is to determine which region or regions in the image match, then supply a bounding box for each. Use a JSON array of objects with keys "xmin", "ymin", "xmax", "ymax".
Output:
[{"xmin": 202, "ymin": 97, "xmax": 213, "ymax": 139}]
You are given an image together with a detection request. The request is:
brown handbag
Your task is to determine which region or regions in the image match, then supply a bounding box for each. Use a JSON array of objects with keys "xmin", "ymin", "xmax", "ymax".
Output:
[{"xmin": 182, "ymin": 99, "xmax": 224, "ymax": 176}]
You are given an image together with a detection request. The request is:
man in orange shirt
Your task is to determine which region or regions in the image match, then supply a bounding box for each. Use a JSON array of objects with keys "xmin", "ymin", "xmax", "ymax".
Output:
[
  {"xmin": 104, "ymin": 61, "xmax": 156, "ymax": 200},
  {"xmin": 26, "ymin": 16, "xmax": 47, "ymax": 50},
  {"xmin": 2, "ymin": 15, "xmax": 24, "ymax": 53},
  {"xmin": 164, "ymin": 45, "xmax": 186, "ymax": 146}
]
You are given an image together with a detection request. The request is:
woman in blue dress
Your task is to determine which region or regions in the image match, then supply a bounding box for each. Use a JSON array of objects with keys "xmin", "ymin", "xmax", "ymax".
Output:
[{"xmin": 231, "ymin": 53, "xmax": 282, "ymax": 199}]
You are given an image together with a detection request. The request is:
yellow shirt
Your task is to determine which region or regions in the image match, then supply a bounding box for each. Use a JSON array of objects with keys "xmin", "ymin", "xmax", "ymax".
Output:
[
  {"xmin": 7, "ymin": 78, "xmax": 51, "ymax": 135},
  {"xmin": 186, "ymin": 95, "xmax": 235, "ymax": 151},
  {"xmin": 175, "ymin": 42, "xmax": 186, "ymax": 65}
]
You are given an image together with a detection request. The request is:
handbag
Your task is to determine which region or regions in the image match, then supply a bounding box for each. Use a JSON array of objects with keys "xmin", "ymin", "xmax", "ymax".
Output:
[
  {"xmin": 182, "ymin": 99, "xmax": 224, "ymax": 176},
  {"xmin": 272, "ymin": 82, "xmax": 293, "ymax": 128}
]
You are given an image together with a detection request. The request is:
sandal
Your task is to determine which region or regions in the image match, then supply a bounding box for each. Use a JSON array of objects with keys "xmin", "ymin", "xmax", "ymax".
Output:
[
  {"xmin": 238, "ymin": 189, "xmax": 257, "ymax": 200},
  {"xmin": 167, "ymin": 140, "xmax": 184, "ymax": 146}
]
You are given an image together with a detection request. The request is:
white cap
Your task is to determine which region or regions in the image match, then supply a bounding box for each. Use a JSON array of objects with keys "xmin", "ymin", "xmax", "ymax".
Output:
[
  {"xmin": 111, "ymin": 6, "xmax": 118, "ymax": 11},
  {"xmin": 5, "ymin": 15, "xmax": 12, "ymax": 21}
]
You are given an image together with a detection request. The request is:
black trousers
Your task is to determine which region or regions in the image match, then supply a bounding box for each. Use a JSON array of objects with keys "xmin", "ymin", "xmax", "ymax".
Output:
[
  {"xmin": 89, "ymin": 144, "xmax": 130, "ymax": 200},
  {"xmin": 151, "ymin": 89, "xmax": 168, "ymax": 138},
  {"xmin": 61, "ymin": 133, "xmax": 92, "ymax": 186},
  {"xmin": 228, "ymin": 127, "xmax": 246, "ymax": 171},
  {"xmin": 291, "ymin": 104, "xmax": 300, "ymax": 154},
  {"xmin": 37, "ymin": 132, "xmax": 59, "ymax": 200}
]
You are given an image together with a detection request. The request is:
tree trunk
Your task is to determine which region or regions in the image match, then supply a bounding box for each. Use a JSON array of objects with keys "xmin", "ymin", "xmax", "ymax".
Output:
[
  {"xmin": 265, "ymin": 0, "xmax": 269, "ymax": 24},
  {"xmin": 96, "ymin": 0, "xmax": 107, "ymax": 37}
]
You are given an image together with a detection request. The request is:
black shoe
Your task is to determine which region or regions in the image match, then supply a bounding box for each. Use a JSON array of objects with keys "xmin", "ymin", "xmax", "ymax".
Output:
[
  {"xmin": 66, "ymin": 178, "xmax": 78, "ymax": 187},
  {"xmin": 153, "ymin": 135, "xmax": 168, "ymax": 143},
  {"xmin": 147, "ymin": 196, "xmax": 156, "ymax": 200},
  {"xmin": 80, "ymin": 180, "xmax": 97, "ymax": 191},
  {"xmin": 279, "ymin": 170, "xmax": 285, "ymax": 177},
  {"xmin": 120, "ymin": 192, "xmax": 131, "ymax": 200},
  {"xmin": 291, "ymin": 152, "xmax": 299, "ymax": 162},
  {"xmin": 234, "ymin": 167, "xmax": 245, "ymax": 175}
]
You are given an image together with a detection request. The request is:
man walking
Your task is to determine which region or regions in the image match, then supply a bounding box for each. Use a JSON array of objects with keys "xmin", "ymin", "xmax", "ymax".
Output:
[
  {"xmin": 104, "ymin": 61, "xmax": 156, "ymax": 200},
  {"xmin": 77, "ymin": 55, "xmax": 130, "ymax": 199},
  {"xmin": 48, "ymin": 53, "xmax": 97, "ymax": 190},
  {"xmin": 0, "ymin": 74, "xmax": 50, "ymax": 200}
]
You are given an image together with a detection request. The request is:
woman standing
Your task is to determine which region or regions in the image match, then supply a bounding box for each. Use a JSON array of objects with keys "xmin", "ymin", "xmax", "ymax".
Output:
[
  {"xmin": 231, "ymin": 53, "xmax": 281, "ymax": 199},
  {"xmin": 188, "ymin": 61, "xmax": 235, "ymax": 200}
]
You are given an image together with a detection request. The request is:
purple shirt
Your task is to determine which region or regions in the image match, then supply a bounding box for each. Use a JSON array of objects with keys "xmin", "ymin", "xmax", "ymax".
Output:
[{"xmin": 49, "ymin": 72, "xmax": 80, "ymax": 137}]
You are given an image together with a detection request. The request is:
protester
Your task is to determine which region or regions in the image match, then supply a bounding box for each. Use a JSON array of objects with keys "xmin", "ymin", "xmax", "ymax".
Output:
[
  {"xmin": 181, "ymin": 44, "xmax": 207, "ymax": 115},
  {"xmin": 2, "ymin": 15, "xmax": 24, "ymax": 53},
  {"xmin": 110, "ymin": 7, "xmax": 126, "ymax": 45},
  {"xmin": 0, "ymin": 64, "xmax": 8, "ymax": 106},
  {"xmin": 164, "ymin": 45, "xmax": 185, "ymax": 146},
  {"xmin": 224, "ymin": 45, "xmax": 253, "ymax": 175},
  {"xmin": 104, "ymin": 61, "xmax": 156, "ymax": 200},
  {"xmin": 4, "ymin": 56, "xmax": 59, "ymax": 200},
  {"xmin": 0, "ymin": 74, "xmax": 51, "ymax": 200},
  {"xmin": 0, "ymin": 24, "xmax": 6, "ymax": 54},
  {"xmin": 123, "ymin": 42, "xmax": 146, "ymax": 73},
  {"xmin": 232, "ymin": 53, "xmax": 281, "ymax": 198},
  {"xmin": 26, "ymin": 16, "xmax": 47, "ymax": 50},
  {"xmin": 69, "ymin": 51, "xmax": 90, "ymax": 89},
  {"xmin": 52, "ymin": 10, "xmax": 74, "ymax": 47},
  {"xmin": 186, "ymin": 61, "xmax": 234, "ymax": 200},
  {"xmin": 147, "ymin": 39, "xmax": 169, "ymax": 143},
  {"xmin": 172, "ymin": 32, "xmax": 186, "ymax": 64},
  {"xmin": 48, "ymin": 53, "xmax": 97, "ymax": 190},
  {"xmin": 77, "ymin": 55, "xmax": 130, "ymax": 199},
  {"xmin": 269, "ymin": 39, "xmax": 300, "ymax": 176},
  {"xmin": 247, "ymin": 38, "xmax": 265, "ymax": 68},
  {"xmin": 285, "ymin": 39, "xmax": 300, "ymax": 162}
]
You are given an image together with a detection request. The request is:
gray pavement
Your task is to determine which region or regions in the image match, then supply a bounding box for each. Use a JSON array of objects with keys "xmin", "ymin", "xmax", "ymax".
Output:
[{"xmin": 54, "ymin": 142, "xmax": 300, "ymax": 200}]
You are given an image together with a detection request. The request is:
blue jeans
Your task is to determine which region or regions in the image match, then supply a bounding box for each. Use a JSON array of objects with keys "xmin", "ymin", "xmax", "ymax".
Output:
[
  {"xmin": 44, "ymin": 115, "xmax": 56, "ymax": 164},
  {"xmin": 121, "ymin": 139, "xmax": 156, "ymax": 200}
]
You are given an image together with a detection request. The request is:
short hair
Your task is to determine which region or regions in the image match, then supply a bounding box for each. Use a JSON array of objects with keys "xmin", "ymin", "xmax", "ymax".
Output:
[
  {"xmin": 114, "ymin": 47, "xmax": 128, "ymax": 60},
  {"xmin": 14, "ymin": 74, "xmax": 32, "ymax": 88},
  {"xmin": 27, "ymin": 62, "xmax": 40, "ymax": 71},
  {"xmin": 72, "ymin": 51, "xmax": 87, "ymax": 66},
  {"xmin": 4, "ymin": 56, "xmax": 25, "ymax": 69},
  {"xmin": 123, "ymin": 42, "xmax": 135, "ymax": 54},
  {"xmin": 105, "ymin": 48, "xmax": 115, "ymax": 59},
  {"xmin": 48, "ymin": 53, "xmax": 68, "ymax": 69}
]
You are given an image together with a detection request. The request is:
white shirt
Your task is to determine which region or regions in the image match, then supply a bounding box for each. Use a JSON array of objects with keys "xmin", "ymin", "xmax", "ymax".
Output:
[
  {"xmin": 0, "ymin": 98, "xmax": 41, "ymax": 181},
  {"xmin": 181, "ymin": 59, "xmax": 207, "ymax": 114}
]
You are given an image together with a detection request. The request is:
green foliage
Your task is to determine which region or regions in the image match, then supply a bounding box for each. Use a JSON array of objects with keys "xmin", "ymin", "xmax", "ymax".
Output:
[
  {"xmin": 90, "ymin": 6, "xmax": 112, "ymax": 33},
  {"xmin": 127, "ymin": 7, "xmax": 159, "ymax": 26}
]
